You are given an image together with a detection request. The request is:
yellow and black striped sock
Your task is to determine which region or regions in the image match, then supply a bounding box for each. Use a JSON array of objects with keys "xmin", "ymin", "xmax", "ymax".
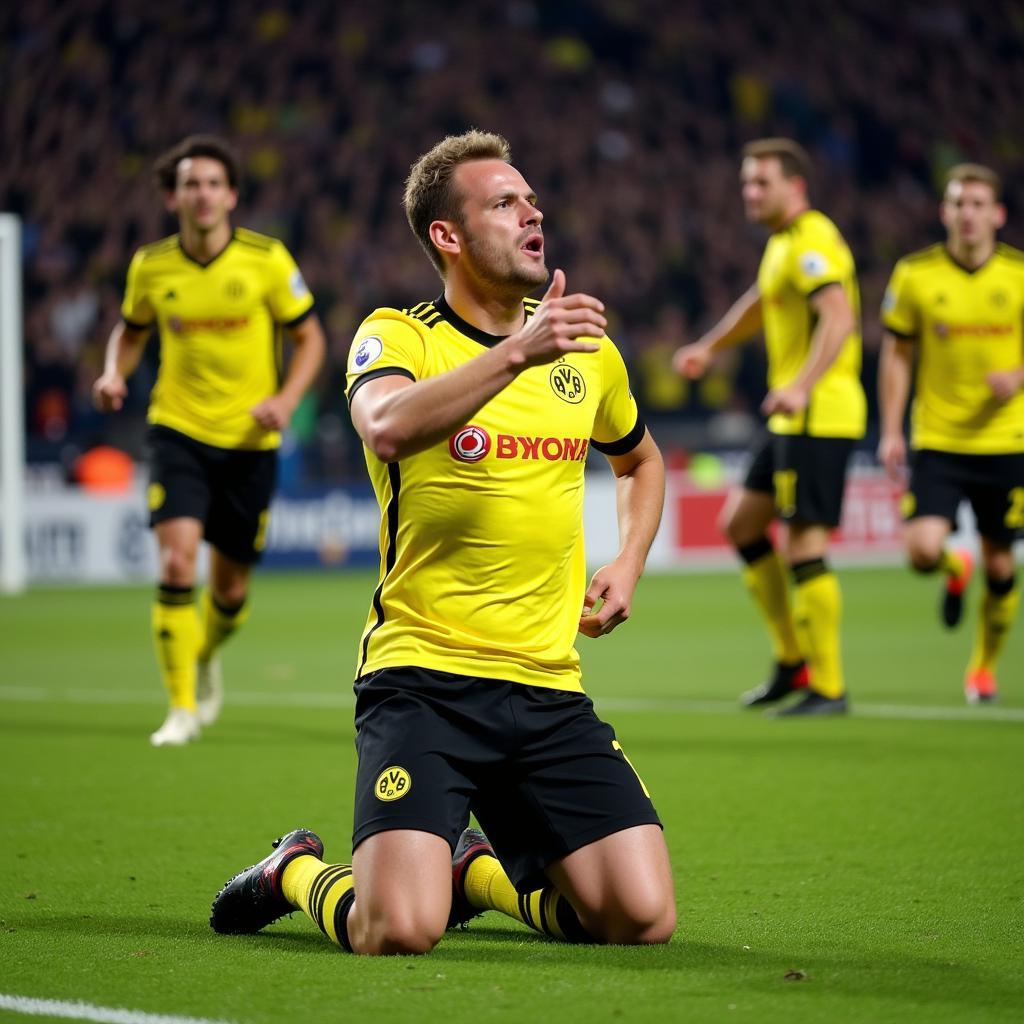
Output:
[
  {"xmin": 152, "ymin": 585, "xmax": 201, "ymax": 711},
  {"xmin": 791, "ymin": 558, "xmax": 845, "ymax": 699},
  {"xmin": 969, "ymin": 576, "xmax": 1020, "ymax": 674},
  {"xmin": 197, "ymin": 590, "xmax": 249, "ymax": 663},
  {"xmin": 738, "ymin": 537, "xmax": 802, "ymax": 664},
  {"xmin": 281, "ymin": 855, "xmax": 355, "ymax": 951},
  {"xmin": 465, "ymin": 854, "xmax": 592, "ymax": 943}
]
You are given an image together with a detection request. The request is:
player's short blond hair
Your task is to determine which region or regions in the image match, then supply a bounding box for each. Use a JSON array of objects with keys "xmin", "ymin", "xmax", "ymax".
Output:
[
  {"xmin": 945, "ymin": 163, "xmax": 1002, "ymax": 201},
  {"xmin": 404, "ymin": 130, "xmax": 512, "ymax": 274},
  {"xmin": 741, "ymin": 138, "xmax": 812, "ymax": 181}
]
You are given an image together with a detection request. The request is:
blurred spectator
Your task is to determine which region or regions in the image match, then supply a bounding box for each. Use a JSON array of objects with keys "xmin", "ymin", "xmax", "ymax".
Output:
[{"xmin": 3, "ymin": 0, "xmax": 1022, "ymax": 478}]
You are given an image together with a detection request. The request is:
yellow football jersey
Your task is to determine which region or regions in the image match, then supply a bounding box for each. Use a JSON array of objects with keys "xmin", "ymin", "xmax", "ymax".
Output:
[
  {"xmin": 121, "ymin": 228, "xmax": 314, "ymax": 450},
  {"xmin": 757, "ymin": 209, "xmax": 866, "ymax": 439},
  {"xmin": 882, "ymin": 243, "xmax": 1024, "ymax": 454},
  {"xmin": 345, "ymin": 297, "xmax": 645, "ymax": 692}
]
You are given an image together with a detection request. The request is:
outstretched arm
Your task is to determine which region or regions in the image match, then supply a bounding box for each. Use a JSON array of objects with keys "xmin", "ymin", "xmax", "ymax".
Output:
[{"xmin": 673, "ymin": 283, "xmax": 762, "ymax": 379}]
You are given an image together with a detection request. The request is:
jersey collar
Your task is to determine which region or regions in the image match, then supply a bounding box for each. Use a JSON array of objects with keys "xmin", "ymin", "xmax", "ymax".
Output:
[
  {"xmin": 434, "ymin": 294, "xmax": 535, "ymax": 348},
  {"xmin": 178, "ymin": 229, "xmax": 236, "ymax": 269},
  {"xmin": 943, "ymin": 244, "xmax": 994, "ymax": 275}
]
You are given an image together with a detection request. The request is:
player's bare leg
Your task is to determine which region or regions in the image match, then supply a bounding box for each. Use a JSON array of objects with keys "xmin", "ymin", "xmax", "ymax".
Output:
[
  {"xmin": 905, "ymin": 515, "xmax": 973, "ymax": 629},
  {"xmin": 544, "ymin": 825, "xmax": 675, "ymax": 944},
  {"xmin": 348, "ymin": 830, "xmax": 453, "ymax": 954}
]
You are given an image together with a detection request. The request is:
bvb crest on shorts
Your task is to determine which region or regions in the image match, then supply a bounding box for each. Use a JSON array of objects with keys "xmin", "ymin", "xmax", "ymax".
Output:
[{"xmin": 375, "ymin": 765, "xmax": 412, "ymax": 801}]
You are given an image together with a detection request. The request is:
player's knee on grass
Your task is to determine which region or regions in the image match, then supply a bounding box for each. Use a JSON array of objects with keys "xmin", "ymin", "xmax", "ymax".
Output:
[
  {"xmin": 350, "ymin": 900, "xmax": 448, "ymax": 956},
  {"xmin": 577, "ymin": 888, "xmax": 676, "ymax": 946}
]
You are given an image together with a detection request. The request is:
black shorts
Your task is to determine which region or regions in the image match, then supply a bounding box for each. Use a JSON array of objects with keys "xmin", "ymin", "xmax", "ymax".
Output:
[
  {"xmin": 146, "ymin": 425, "xmax": 277, "ymax": 565},
  {"xmin": 905, "ymin": 449, "xmax": 1024, "ymax": 545},
  {"xmin": 744, "ymin": 432, "xmax": 855, "ymax": 527},
  {"xmin": 351, "ymin": 666, "xmax": 662, "ymax": 893}
]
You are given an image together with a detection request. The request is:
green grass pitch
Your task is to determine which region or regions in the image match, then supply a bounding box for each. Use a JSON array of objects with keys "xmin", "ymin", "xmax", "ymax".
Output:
[{"xmin": 1, "ymin": 567, "xmax": 1022, "ymax": 1024}]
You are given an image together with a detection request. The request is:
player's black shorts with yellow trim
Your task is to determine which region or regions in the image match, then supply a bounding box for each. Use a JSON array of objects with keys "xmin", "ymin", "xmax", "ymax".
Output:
[
  {"xmin": 351, "ymin": 666, "xmax": 662, "ymax": 893},
  {"xmin": 146, "ymin": 425, "xmax": 276, "ymax": 564},
  {"xmin": 744, "ymin": 432, "xmax": 854, "ymax": 527},
  {"xmin": 905, "ymin": 449, "xmax": 1024, "ymax": 545}
]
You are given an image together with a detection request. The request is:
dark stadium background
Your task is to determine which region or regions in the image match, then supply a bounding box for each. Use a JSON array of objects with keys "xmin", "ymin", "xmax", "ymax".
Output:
[{"xmin": 5, "ymin": 0, "xmax": 1022, "ymax": 482}]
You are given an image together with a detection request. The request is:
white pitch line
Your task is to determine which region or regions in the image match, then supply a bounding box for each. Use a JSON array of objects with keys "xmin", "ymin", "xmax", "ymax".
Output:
[
  {"xmin": 0, "ymin": 993, "xmax": 235, "ymax": 1024},
  {"xmin": 1, "ymin": 685, "xmax": 1022, "ymax": 723}
]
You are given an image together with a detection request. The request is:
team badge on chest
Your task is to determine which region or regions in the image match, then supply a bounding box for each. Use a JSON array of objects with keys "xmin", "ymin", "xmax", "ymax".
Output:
[{"xmin": 550, "ymin": 362, "xmax": 587, "ymax": 404}]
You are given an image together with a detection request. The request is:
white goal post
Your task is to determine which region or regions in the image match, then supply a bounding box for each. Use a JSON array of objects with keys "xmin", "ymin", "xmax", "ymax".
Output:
[{"xmin": 0, "ymin": 213, "xmax": 26, "ymax": 594}]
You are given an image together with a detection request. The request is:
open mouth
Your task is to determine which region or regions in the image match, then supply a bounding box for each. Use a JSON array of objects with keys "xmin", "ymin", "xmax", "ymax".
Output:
[{"xmin": 521, "ymin": 234, "xmax": 544, "ymax": 257}]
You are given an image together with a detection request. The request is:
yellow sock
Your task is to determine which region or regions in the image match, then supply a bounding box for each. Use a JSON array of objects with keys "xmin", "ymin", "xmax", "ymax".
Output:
[
  {"xmin": 465, "ymin": 855, "xmax": 591, "ymax": 943},
  {"xmin": 969, "ymin": 582, "xmax": 1020, "ymax": 674},
  {"xmin": 197, "ymin": 589, "xmax": 249, "ymax": 662},
  {"xmin": 791, "ymin": 561, "xmax": 844, "ymax": 699},
  {"xmin": 152, "ymin": 587, "xmax": 201, "ymax": 710},
  {"xmin": 281, "ymin": 855, "xmax": 355, "ymax": 950},
  {"xmin": 741, "ymin": 548, "xmax": 802, "ymax": 664},
  {"xmin": 939, "ymin": 549, "xmax": 966, "ymax": 578}
]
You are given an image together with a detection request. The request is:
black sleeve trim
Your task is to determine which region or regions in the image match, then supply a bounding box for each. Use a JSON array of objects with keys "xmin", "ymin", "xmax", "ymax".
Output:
[
  {"xmin": 883, "ymin": 325, "xmax": 918, "ymax": 342},
  {"xmin": 806, "ymin": 280, "xmax": 843, "ymax": 300},
  {"xmin": 591, "ymin": 414, "xmax": 647, "ymax": 456},
  {"xmin": 283, "ymin": 305, "xmax": 314, "ymax": 329},
  {"xmin": 346, "ymin": 366, "xmax": 416, "ymax": 404},
  {"xmin": 123, "ymin": 317, "xmax": 152, "ymax": 331}
]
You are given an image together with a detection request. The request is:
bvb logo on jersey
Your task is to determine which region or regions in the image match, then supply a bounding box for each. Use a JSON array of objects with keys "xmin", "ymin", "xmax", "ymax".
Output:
[
  {"xmin": 550, "ymin": 363, "xmax": 586, "ymax": 404},
  {"xmin": 375, "ymin": 765, "xmax": 411, "ymax": 802},
  {"xmin": 147, "ymin": 483, "xmax": 166, "ymax": 511},
  {"xmin": 224, "ymin": 278, "xmax": 247, "ymax": 300},
  {"xmin": 449, "ymin": 425, "xmax": 491, "ymax": 463}
]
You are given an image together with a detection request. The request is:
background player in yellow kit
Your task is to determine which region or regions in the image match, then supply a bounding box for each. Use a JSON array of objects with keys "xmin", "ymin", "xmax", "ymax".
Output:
[
  {"xmin": 93, "ymin": 135, "xmax": 325, "ymax": 746},
  {"xmin": 674, "ymin": 139, "xmax": 866, "ymax": 716},
  {"xmin": 211, "ymin": 130, "xmax": 675, "ymax": 954},
  {"xmin": 879, "ymin": 163, "xmax": 1024, "ymax": 703}
]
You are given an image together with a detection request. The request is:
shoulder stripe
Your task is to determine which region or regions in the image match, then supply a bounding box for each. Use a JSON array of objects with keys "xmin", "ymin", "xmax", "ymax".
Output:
[
  {"xmin": 902, "ymin": 243, "xmax": 945, "ymax": 264},
  {"xmin": 233, "ymin": 227, "xmax": 275, "ymax": 250},
  {"xmin": 408, "ymin": 302, "xmax": 441, "ymax": 326},
  {"xmin": 138, "ymin": 235, "xmax": 179, "ymax": 257},
  {"xmin": 406, "ymin": 301, "xmax": 432, "ymax": 318},
  {"xmin": 996, "ymin": 243, "xmax": 1024, "ymax": 263},
  {"xmin": 524, "ymin": 297, "xmax": 541, "ymax": 307}
]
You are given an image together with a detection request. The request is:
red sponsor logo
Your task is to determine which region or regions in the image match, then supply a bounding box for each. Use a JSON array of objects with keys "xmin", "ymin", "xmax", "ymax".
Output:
[
  {"xmin": 947, "ymin": 323, "xmax": 1013, "ymax": 337},
  {"xmin": 169, "ymin": 316, "xmax": 250, "ymax": 334},
  {"xmin": 449, "ymin": 425, "xmax": 491, "ymax": 463},
  {"xmin": 496, "ymin": 435, "xmax": 589, "ymax": 461}
]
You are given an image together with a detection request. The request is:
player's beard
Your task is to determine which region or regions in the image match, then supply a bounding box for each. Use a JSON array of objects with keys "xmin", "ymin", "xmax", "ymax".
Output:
[{"xmin": 460, "ymin": 228, "xmax": 548, "ymax": 294}]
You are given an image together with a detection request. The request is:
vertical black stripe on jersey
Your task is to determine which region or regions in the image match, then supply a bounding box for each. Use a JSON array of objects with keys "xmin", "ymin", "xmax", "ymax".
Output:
[{"xmin": 359, "ymin": 461, "xmax": 402, "ymax": 676}]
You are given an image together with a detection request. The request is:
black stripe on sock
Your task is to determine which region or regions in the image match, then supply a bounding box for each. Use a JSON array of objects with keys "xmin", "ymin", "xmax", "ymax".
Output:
[
  {"xmin": 554, "ymin": 896, "xmax": 593, "ymax": 944},
  {"xmin": 986, "ymin": 574, "xmax": 1016, "ymax": 597},
  {"xmin": 518, "ymin": 892, "xmax": 535, "ymax": 930},
  {"xmin": 212, "ymin": 595, "xmax": 245, "ymax": 618},
  {"xmin": 537, "ymin": 888, "xmax": 555, "ymax": 939},
  {"xmin": 311, "ymin": 866, "xmax": 352, "ymax": 936},
  {"xmin": 334, "ymin": 889, "xmax": 356, "ymax": 953},
  {"xmin": 157, "ymin": 584, "xmax": 194, "ymax": 606},
  {"xmin": 738, "ymin": 536, "xmax": 774, "ymax": 565},
  {"xmin": 791, "ymin": 558, "xmax": 828, "ymax": 585}
]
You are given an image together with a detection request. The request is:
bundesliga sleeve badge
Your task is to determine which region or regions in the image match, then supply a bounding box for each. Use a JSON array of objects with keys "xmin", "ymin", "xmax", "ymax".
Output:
[{"xmin": 351, "ymin": 335, "xmax": 384, "ymax": 371}]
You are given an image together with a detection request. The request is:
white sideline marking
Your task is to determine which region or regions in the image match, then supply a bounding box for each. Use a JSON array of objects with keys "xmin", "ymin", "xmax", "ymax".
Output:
[
  {"xmin": 1, "ymin": 685, "xmax": 1023, "ymax": 723},
  {"xmin": 0, "ymin": 993, "xmax": 235, "ymax": 1024}
]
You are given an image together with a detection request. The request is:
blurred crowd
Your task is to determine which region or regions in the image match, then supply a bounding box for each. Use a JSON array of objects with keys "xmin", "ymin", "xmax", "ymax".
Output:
[{"xmin": 4, "ymin": 0, "xmax": 1023, "ymax": 481}]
